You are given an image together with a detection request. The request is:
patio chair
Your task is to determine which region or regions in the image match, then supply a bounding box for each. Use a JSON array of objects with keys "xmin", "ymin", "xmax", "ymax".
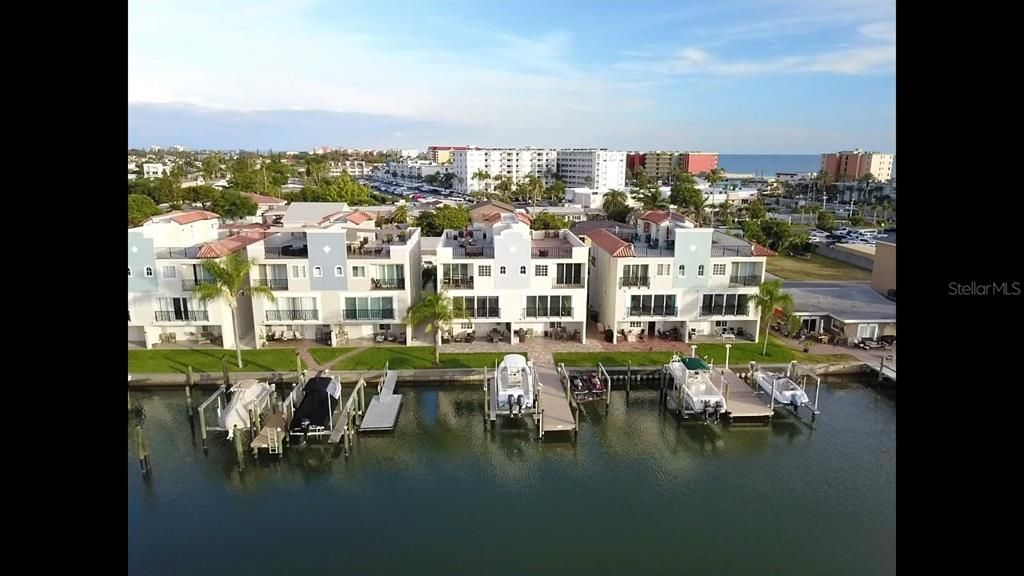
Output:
[{"xmin": 736, "ymin": 327, "xmax": 745, "ymax": 337}]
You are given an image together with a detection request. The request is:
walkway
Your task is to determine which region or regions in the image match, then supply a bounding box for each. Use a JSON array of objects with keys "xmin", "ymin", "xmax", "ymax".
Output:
[{"xmin": 531, "ymin": 352, "xmax": 576, "ymax": 434}]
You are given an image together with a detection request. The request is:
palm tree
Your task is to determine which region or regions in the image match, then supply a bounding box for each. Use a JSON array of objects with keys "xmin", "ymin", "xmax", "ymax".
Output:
[
  {"xmin": 631, "ymin": 186, "xmax": 668, "ymax": 210},
  {"xmin": 716, "ymin": 201, "xmax": 734, "ymax": 226},
  {"xmin": 389, "ymin": 204, "xmax": 409, "ymax": 224},
  {"xmin": 493, "ymin": 175, "xmax": 514, "ymax": 201},
  {"xmin": 472, "ymin": 169, "xmax": 491, "ymax": 194},
  {"xmin": 753, "ymin": 279, "xmax": 794, "ymax": 355},
  {"xmin": 689, "ymin": 194, "xmax": 709, "ymax": 226},
  {"xmin": 603, "ymin": 188, "xmax": 630, "ymax": 222},
  {"xmin": 405, "ymin": 291, "xmax": 464, "ymax": 365},
  {"xmin": 196, "ymin": 253, "xmax": 276, "ymax": 368},
  {"xmin": 523, "ymin": 175, "xmax": 544, "ymax": 207},
  {"xmin": 704, "ymin": 167, "xmax": 725, "ymax": 190}
]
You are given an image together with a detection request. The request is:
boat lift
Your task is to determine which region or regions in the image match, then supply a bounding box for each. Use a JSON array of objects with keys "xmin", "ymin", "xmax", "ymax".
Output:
[
  {"xmin": 197, "ymin": 380, "xmax": 277, "ymax": 452},
  {"xmin": 748, "ymin": 360, "xmax": 822, "ymax": 421}
]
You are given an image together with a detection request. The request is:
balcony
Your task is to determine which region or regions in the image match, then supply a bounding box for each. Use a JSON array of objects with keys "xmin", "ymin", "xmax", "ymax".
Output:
[
  {"xmin": 343, "ymin": 308, "xmax": 396, "ymax": 320},
  {"xmin": 155, "ymin": 247, "xmax": 201, "ymax": 259},
  {"xmin": 459, "ymin": 308, "xmax": 501, "ymax": 319},
  {"xmin": 155, "ymin": 310, "xmax": 209, "ymax": 322},
  {"xmin": 348, "ymin": 244, "xmax": 392, "ymax": 259},
  {"xmin": 531, "ymin": 247, "xmax": 574, "ymax": 259},
  {"xmin": 266, "ymin": 309, "xmax": 319, "ymax": 321},
  {"xmin": 452, "ymin": 246, "xmax": 494, "ymax": 259},
  {"xmin": 620, "ymin": 276, "xmax": 651, "ymax": 288},
  {"xmin": 371, "ymin": 278, "xmax": 406, "ymax": 290},
  {"xmin": 254, "ymin": 278, "xmax": 289, "ymax": 290},
  {"xmin": 181, "ymin": 278, "xmax": 214, "ymax": 291},
  {"xmin": 264, "ymin": 246, "xmax": 308, "ymax": 259},
  {"xmin": 710, "ymin": 245, "xmax": 753, "ymax": 257},
  {"xmin": 700, "ymin": 306, "xmax": 750, "ymax": 317},
  {"xmin": 626, "ymin": 307, "xmax": 679, "ymax": 317},
  {"xmin": 631, "ymin": 244, "xmax": 675, "ymax": 257},
  {"xmin": 553, "ymin": 281, "xmax": 585, "ymax": 289},
  {"xmin": 728, "ymin": 275, "xmax": 762, "ymax": 287},
  {"xmin": 442, "ymin": 277, "xmax": 475, "ymax": 289},
  {"xmin": 523, "ymin": 307, "xmax": 574, "ymax": 318}
]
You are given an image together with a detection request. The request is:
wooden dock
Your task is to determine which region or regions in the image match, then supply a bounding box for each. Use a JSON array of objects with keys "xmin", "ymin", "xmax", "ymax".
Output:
[
  {"xmin": 359, "ymin": 370, "xmax": 402, "ymax": 432},
  {"xmin": 251, "ymin": 413, "xmax": 286, "ymax": 454},
  {"xmin": 714, "ymin": 369, "xmax": 774, "ymax": 419},
  {"xmin": 534, "ymin": 360, "xmax": 576, "ymax": 434}
]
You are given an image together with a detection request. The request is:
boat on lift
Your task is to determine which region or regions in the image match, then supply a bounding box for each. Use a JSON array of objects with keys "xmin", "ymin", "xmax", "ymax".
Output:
[
  {"xmin": 495, "ymin": 354, "xmax": 535, "ymax": 417},
  {"xmin": 754, "ymin": 368, "xmax": 810, "ymax": 409},
  {"xmin": 218, "ymin": 379, "xmax": 274, "ymax": 438},
  {"xmin": 664, "ymin": 354, "xmax": 727, "ymax": 421}
]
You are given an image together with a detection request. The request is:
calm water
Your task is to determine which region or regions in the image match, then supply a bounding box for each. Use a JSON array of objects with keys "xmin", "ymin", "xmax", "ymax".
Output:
[
  {"xmin": 128, "ymin": 376, "xmax": 895, "ymax": 576},
  {"xmin": 719, "ymin": 154, "xmax": 821, "ymax": 176}
]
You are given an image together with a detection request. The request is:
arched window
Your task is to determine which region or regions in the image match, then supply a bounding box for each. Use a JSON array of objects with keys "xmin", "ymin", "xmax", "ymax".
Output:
[
  {"xmin": 313, "ymin": 266, "xmax": 323, "ymax": 277},
  {"xmin": 519, "ymin": 265, "xmax": 527, "ymax": 275},
  {"xmin": 698, "ymin": 265, "xmax": 705, "ymax": 277},
  {"xmin": 334, "ymin": 266, "xmax": 344, "ymax": 277},
  {"xmin": 144, "ymin": 266, "xmax": 154, "ymax": 277},
  {"xmin": 499, "ymin": 266, "xmax": 507, "ymax": 275},
  {"xmin": 128, "ymin": 267, "xmax": 133, "ymax": 277},
  {"xmin": 678, "ymin": 265, "xmax": 685, "ymax": 278}
]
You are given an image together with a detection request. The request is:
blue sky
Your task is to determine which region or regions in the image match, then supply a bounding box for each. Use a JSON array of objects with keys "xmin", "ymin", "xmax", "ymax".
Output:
[{"xmin": 128, "ymin": 0, "xmax": 895, "ymax": 153}]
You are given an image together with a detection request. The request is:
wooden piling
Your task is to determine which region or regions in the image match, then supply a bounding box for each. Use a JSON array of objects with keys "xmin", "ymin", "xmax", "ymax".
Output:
[
  {"xmin": 296, "ymin": 353, "xmax": 302, "ymax": 380},
  {"xmin": 136, "ymin": 425, "xmax": 150, "ymax": 475},
  {"xmin": 185, "ymin": 366, "xmax": 194, "ymax": 419},
  {"xmin": 233, "ymin": 425, "xmax": 245, "ymax": 470},
  {"xmin": 221, "ymin": 356, "xmax": 230, "ymax": 388},
  {"xmin": 626, "ymin": 361, "xmax": 631, "ymax": 398},
  {"xmin": 198, "ymin": 405, "xmax": 208, "ymax": 453}
]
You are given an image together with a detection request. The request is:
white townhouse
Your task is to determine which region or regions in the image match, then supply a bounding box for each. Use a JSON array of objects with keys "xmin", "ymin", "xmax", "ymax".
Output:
[
  {"xmin": 583, "ymin": 210, "xmax": 770, "ymax": 344},
  {"xmin": 435, "ymin": 213, "xmax": 590, "ymax": 343}
]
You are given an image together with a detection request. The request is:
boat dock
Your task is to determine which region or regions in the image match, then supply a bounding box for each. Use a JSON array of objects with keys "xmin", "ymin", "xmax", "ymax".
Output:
[
  {"xmin": 714, "ymin": 369, "xmax": 774, "ymax": 420},
  {"xmin": 534, "ymin": 360, "xmax": 576, "ymax": 436},
  {"xmin": 359, "ymin": 368, "xmax": 402, "ymax": 432},
  {"xmin": 250, "ymin": 413, "xmax": 286, "ymax": 455},
  {"xmin": 873, "ymin": 355, "xmax": 896, "ymax": 382}
]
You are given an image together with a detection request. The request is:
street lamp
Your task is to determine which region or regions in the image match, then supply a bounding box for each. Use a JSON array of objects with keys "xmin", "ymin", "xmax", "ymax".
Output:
[{"xmin": 725, "ymin": 343, "xmax": 732, "ymax": 371}]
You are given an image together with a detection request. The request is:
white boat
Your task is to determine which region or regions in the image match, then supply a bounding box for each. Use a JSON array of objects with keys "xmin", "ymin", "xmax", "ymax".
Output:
[
  {"xmin": 755, "ymin": 369, "xmax": 810, "ymax": 408},
  {"xmin": 219, "ymin": 379, "xmax": 273, "ymax": 438},
  {"xmin": 495, "ymin": 354, "xmax": 535, "ymax": 416},
  {"xmin": 665, "ymin": 355, "xmax": 727, "ymax": 420}
]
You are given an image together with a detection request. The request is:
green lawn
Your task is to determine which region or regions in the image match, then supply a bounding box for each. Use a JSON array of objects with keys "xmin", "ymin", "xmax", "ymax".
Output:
[
  {"xmin": 766, "ymin": 253, "xmax": 872, "ymax": 281},
  {"xmin": 308, "ymin": 347, "xmax": 357, "ymax": 365},
  {"xmin": 331, "ymin": 347, "xmax": 526, "ymax": 370},
  {"xmin": 553, "ymin": 337, "xmax": 856, "ymax": 367},
  {"xmin": 128, "ymin": 348, "xmax": 306, "ymax": 374}
]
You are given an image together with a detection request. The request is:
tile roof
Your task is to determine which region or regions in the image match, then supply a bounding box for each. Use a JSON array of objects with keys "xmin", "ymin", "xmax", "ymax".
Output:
[
  {"xmin": 751, "ymin": 243, "xmax": 777, "ymax": 257},
  {"xmin": 638, "ymin": 210, "xmax": 690, "ymax": 225},
  {"xmin": 150, "ymin": 210, "xmax": 220, "ymax": 225},
  {"xmin": 345, "ymin": 210, "xmax": 375, "ymax": 224},
  {"xmin": 587, "ymin": 228, "xmax": 636, "ymax": 257},
  {"xmin": 570, "ymin": 219, "xmax": 623, "ymax": 235},
  {"xmin": 485, "ymin": 211, "xmax": 532, "ymax": 225},
  {"xmin": 197, "ymin": 232, "xmax": 270, "ymax": 258},
  {"xmin": 470, "ymin": 200, "xmax": 515, "ymax": 213}
]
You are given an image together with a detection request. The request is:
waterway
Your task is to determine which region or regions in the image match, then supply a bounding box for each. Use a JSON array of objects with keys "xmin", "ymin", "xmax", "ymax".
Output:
[{"xmin": 128, "ymin": 375, "xmax": 895, "ymax": 575}]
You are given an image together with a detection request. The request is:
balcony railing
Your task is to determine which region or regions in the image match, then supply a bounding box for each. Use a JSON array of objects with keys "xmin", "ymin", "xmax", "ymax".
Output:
[
  {"xmin": 531, "ymin": 247, "xmax": 574, "ymax": 259},
  {"xmin": 452, "ymin": 246, "xmax": 495, "ymax": 258},
  {"xmin": 266, "ymin": 309, "xmax": 319, "ymax": 321},
  {"xmin": 371, "ymin": 278, "xmax": 405, "ymax": 290},
  {"xmin": 626, "ymin": 307, "xmax": 678, "ymax": 317},
  {"xmin": 620, "ymin": 276, "xmax": 651, "ymax": 288},
  {"xmin": 458, "ymin": 308, "xmax": 501, "ymax": 319},
  {"xmin": 553, "ymin": 281, "xmax": 585, "ymax": 288},
  {"xmin": 631, "ymin": 244, "xmax": 675, "ymax": 257},
  {"xmin": 154, "ymin": 310, "xmax": 209, "ymax": 322},
  {"xmin": 442, "ymin": 277, "xmax": 475, "ymax": 289},
  {"xmin": 343, "ymin": 308, "xmax": 396, "ymax": 320},
  {"xmin": 523, "ymin": 307, "xmax": 574, "ymax": 318},
  {"xmin": 711, "ymin": 245, "xmax": 753, "ymax": 257},
  {"xmin": 264, "ymin": 246, "xmax": 308, "ymax": 259},
  {"xmin": 254, "ymin": 278, "xmax": 289, "ymax": 289},
  {"xmin": 181, "ymin": 278, "xmax": 214, "ymax": 291},
  {"xmin": 348, "ymin": 245, "xmax": 392, "ymax": 259},
  {"xmin": 700, "ymin": 306, "xmax": 750, "ymax": 317},
  {"xmin": 728, "ymin": 275, "xmax": 762, "ymax": 287},
  {"xmin": 155, "ymin": 247, "xmax": 201, "ymax": 259}
]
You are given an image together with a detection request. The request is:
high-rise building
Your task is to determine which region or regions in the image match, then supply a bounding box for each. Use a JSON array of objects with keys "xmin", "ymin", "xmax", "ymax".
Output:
[
  {"xmin": 453, "ymin": 148, "xmax": 559, "ymax": 193},
  {"xmin": 820, "ymin": 149, "xmax": 894, "ymax": 182},
  {"xmin": 556, "ymin": 149, "xmax": 626, "ymax": 190},
  {"xmin": 427, "ymin": 146, "xmax": 467, "ymax": 164}
]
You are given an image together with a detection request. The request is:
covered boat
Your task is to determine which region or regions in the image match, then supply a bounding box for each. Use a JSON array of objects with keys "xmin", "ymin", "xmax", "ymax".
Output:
[
  {"xmin": 290, "ymin": 375, "xmax": 342, "ymax": 436},
  {"xmin": 218, "ymin": 379, "xmax": 273, "ymax": 439}
]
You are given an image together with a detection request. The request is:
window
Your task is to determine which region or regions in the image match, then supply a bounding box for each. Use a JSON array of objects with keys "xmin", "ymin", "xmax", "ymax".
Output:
[
  {"xmin": 678, "ymin": 265, "xmax": 685, "ymax": 278},
  {"xmin": 478, "ymin": 265, "xmax": 492, "ymax": 277},
  {"xmin": 715, "ymin": 320, "xmax": 728, "ymax": 327},
  {"xmin": 335, "ymin": 266, "xmax": 344, "ymax": 277},
  {"xmin": 556, "ymin": 263, "xmax": 583, "ymax": 286},
  {"xmin": 657, "ymin": 264, "xmax": 670, "ymax": 276},
  {"xmin": 549, "ymin": 322, "xmax": 563, "ymax": 328},
  {"xmin": 128, "ymin": 267, "xmax": 132, "ymax": 277},
  {"xmin": 144, "ymin": 266, "xmax": 154, "ymax": 278},
  {"xmin": 351, "ymin": 266, "xmax": 364, "ymax": 278},
  {"xmin": 517, "ymin": 265, "xmax": 526, "ymax": 275},
  {"xmin": 630, "ymin": 322, "xmax": 643, "ymax": 328},
  {"xmin": 162, "ymin": 266, "xmax": 176, "ymax": 278},
  {"xmin": 535, "ymin": 265, "xmax": 548, "ymax": 277},
  {"xmin": 313, "ymin": 266, "xmax": 323, "ymax": 277},
  {"xmin": 713, "ymin": 263, "xmax": 726, "ymax": 276},
  {"xmin": 526, "ymin": 295, "xmax": 572, "ymax": 316},
  {"xmin": 698, "ymin": 265, "xmax": 705, "ymax": 277},
  {"xmin": 344, "ymin": 296, "xmax": 394, "ymax": 319},
  {"xmin": 460, "ymin": 323, "xmax": 473, "ymax": 330},
  {"xmin": 292, "ymin": 265, "xmax": 306, "ymax": 278},
  {"xmin": 499, "ymin": 266, "xmax": 507, "ymax": 275},
  {"xmin": 379, "ymin": 324, "xmax": 391, "ymax": 331}
]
